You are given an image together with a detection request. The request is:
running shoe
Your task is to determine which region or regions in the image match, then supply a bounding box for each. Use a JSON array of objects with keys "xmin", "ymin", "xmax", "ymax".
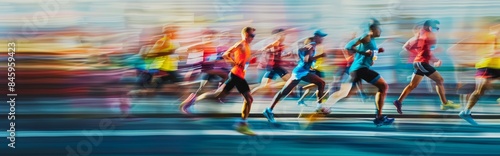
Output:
[
  {"xmin": 235, "ymin": 123, "xmax": 256, "ymax": 136},
  {"xmin": 440, "ymin": 100, "xmax": 461, "ymax": 110},
  {"xmin": 373, "ymin": 116, "xmax": 395, "ymax": 127},
  {"xmin": 459, "ymin": 111, "xmax": 478, "ymax": 125},
  {"xmin": 307, "ymin": 107, "xmax": 330, "ymax": 122},
  {"xmin": 263, "ymin": 108, "xmax": 276, "ymax": 123},
  {"xmin": 393, "ymin": 100, "xmax": 403, "ymax": 115}
]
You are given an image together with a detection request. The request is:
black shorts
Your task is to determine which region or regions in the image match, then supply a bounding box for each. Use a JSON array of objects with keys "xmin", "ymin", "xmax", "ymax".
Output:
[
  {"xmin": 155, "ymin": 70, "xmax": 182, "ymax": 89},
  {"xmin": 311, "ymin": 70, "xmax": 325, "ymax": 78},
  {"xmin": 221, "ymin": 73, "xmax": 251, "ymax": 94},
  {"xmin": 264, "ymin": 66, "xmax": 289, "ymax": 79},
  {"xmin": 164, "ymin": 71, "xmax": 182, "ymax": 83},
  {"xmin": 413, "ymin": 62, "xmax": 437, "ymax": 76},
  {"xmin": 350, "ymin": 67, "xmax": 381, "ymax": 85},
  {"xmin": 476, "ymin": 68, "xmax": 500, "ymax": 79},
  {"xmin": 136, "ymin": 70, "xmax": 153, "ymax": 89}
]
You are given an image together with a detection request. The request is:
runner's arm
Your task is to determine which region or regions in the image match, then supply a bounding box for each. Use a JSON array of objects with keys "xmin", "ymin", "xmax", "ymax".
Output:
[
  {"xmin": 222, "ymin": 42, "xmax": 242, "ymax": 67},
  {"xmin": 345, "ymin": 35, "xmax": 370, "ymax": 53},
  {"xmin": 146, "ymin": 39, "xmax": 176, "ymax": 57}
]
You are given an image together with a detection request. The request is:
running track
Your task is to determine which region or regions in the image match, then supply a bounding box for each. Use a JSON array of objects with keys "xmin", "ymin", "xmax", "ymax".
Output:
[{"xmin": 1, "ymin": 95, "xmax": 500, "ymax": 156}]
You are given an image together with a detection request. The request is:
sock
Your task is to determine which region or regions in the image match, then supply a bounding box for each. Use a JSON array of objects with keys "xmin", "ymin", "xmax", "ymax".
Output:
[{"xmin": 238, "ymin": 119, "xmax": 247, "ymax": 125}]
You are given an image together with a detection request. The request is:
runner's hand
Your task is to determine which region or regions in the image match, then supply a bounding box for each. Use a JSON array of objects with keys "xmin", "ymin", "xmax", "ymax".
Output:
[
  {"xmin": 378, "ymin": 48, "xmax": 385, "ymax": 53},
  {"xmin": 304, "ymin": 44, "xmax": 313, "ymax": 50},
  {"xmin": 364, "ymin": 50, "xmax": 373, "ymax": 57},
  {"xmin": 249, "ymin": 57, "xmax": 257, "ymax": 64},
  {"xmin": 433, "ymin": 60, "xmax": 442, "ymax": 67}
]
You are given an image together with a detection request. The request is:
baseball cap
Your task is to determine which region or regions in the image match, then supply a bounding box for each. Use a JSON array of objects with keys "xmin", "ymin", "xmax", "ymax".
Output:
[
  {"xmin": 272, "ymin": 28, "xmax": 285, "ymax": 34},
  {"xmin": 424, "ymin": 20, "xmax": 440, "ymax": 27},
  {"xmin": 314, "ymin": 30, "xmax": 328, "ymax": 37}
]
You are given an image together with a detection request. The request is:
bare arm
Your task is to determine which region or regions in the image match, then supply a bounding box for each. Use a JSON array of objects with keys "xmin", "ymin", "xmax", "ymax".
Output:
[
  {"xmin": 222, "ymin": 42, "xmax": 242, "ymax": 66},
  {"xmin": 299, "ymin": 45, "xmax": 325, "ymax": 63},
  {"xmin": 345, "ymin": 35, "xmax": 370, "ymax": 53},
  {"xmin": 345, "ymin": 35, "xmax": 371, "ymax": 56},
  {"xmin": 403, "ymin": 37, "xmax": 415, "ymax": 52},
  {"xmin": 146, "ymin": 39, "xmax": 176, "ymax": 57},
  {"xmin": 260, "ymin": 40, "xmax": 279, "ymax": 53}
]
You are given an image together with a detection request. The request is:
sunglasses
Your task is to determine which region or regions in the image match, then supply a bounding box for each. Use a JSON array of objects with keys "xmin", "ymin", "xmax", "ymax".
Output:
[{"xmin": 249, "ymin": 34, "xmax": 256, "ymax": 38}]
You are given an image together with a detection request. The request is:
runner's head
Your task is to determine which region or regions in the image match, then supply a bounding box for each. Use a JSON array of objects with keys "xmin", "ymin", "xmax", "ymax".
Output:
[
  {"xmin": 313, "ymin": 30, "xmax": 327, "ymax": 44},
  {"xmin": 202, "ymin": 29, "xmax": 218, "ymax": 42},
  {"xmin": 423, "ymin": 19, "xmax": 440, "ymax": 33},
  {"xmin": 272, "ymin": 28, "xmax": 286, "ymax": 42},
  {"xmin": 413, "ymin": 24, "xmax": 422, "ymax": 36},
  {"xmin": 242, "ymin": 27, "xmax": 256, "ymax": 43},
  {"xmin": 369, "ymin": 18, "xmax": 382, "ymax": 38},
  {"xmin": 162, "ymin": 25, "xmax": 179, "ymax": 39}
]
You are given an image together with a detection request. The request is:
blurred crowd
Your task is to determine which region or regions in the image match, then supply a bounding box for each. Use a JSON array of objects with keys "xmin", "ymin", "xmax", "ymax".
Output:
[{"xmin": 0, "ymin": 0, "xmax": 498, "ymax": 106}]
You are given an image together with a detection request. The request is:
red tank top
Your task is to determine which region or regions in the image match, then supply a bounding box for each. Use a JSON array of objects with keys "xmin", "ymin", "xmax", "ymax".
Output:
[{"xmin": 414, "ymin": 30, "xmax": 436, "ymax": 63}]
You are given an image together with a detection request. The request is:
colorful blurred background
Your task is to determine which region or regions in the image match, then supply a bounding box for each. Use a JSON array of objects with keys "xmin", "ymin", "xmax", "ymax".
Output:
[{"xmin": 1, "ymin": 0, "xmax": 500, "ymax": 155}]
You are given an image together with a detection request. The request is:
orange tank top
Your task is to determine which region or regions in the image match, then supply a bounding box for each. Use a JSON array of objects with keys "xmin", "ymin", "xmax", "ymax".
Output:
[{"xmin": 230, "ymin": 41, "xmax": 251, "ymax": 78}]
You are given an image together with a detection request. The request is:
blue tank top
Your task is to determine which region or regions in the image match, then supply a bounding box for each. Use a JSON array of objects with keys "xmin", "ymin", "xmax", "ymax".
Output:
[
  {"xmin": 292, "ymin": 48, "xmax": 316, "ymax": 78},
  {"xmin": 345, "ymin": 33, "xmax": 378, "ymax": 73}
]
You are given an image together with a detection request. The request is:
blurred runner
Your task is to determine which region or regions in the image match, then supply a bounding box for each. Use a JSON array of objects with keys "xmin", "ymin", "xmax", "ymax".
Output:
[
  {"xmin": 182, "ymin": 29, "xmax": 231, "ymax": 98},
  {"xmin": 296, "ymin": 30, "xmax": 329, "ymax": 106},
  {"xmin": 447, "ymin": 29, "xmax": 483, "ymax": 108},
  {"xmin": 322, "ymin": 19, "xmax": 394, "ymax": 127},
  {"xmin": 147, "ymin": 25, "xmax": 184, "ymax": 92},
  {"xmin": 251, "ymin": 28, "xmax": 292, "ymax": 95},
  {"xmin": 262, "ymin": 32, "xmax": 327, "ymax": 123},
  {"xmin": 393, "ymin": 20, "xmax": 461, "ymax": 114},
  {"xmin": 459, "ymin": 23, "xmax": 500, "ymax": 125},
  {"xmin": 327, "ymin": 32, "xmax": 368, "ymax": 104},
  {"xmin": 400, "ymin": 25, "xmax": 436, "ymax": 94},
  {"xmin": 180, "ymin": 27, "xmax": 258, "ymax": 135}
]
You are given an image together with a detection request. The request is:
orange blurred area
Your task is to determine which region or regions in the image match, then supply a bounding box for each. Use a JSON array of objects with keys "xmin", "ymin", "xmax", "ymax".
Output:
[{"xmin": 1, "ymin": 0, "xmax": 499, "ymax": 97}]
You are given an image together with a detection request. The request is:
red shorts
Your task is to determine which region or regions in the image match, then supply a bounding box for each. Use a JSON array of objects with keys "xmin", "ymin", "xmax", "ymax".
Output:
[{"xmin": 475, "ymin": 68, "xmax": 500, "ymax": 79}]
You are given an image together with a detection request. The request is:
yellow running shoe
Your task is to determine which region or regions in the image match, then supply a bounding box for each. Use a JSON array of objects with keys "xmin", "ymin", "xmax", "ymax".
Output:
[
  {"xmin": 235, "ymin": 124, "xmax": 257, "ymax": 136},
  {"xmin": 301, "ymin": 107, "xmax": 330, "ymax": 129},
  {"xmin": 441, "ymin": 100, "xmax": 461, "ymax": 110}
]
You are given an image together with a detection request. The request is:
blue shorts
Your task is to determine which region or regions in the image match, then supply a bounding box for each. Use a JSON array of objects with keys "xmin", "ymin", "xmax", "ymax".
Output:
[{"xmin": 264, "ymin": 66, "xmax": 289, "ymax": 79}]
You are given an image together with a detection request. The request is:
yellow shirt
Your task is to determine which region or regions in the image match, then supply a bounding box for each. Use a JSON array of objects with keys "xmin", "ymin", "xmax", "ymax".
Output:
[
  {"xmin": 475, "ymin": 33, "xmax": 500, "ymax": 69},
  {"xmin": 229, "ymin": 41, "xmax": 251, "ymax": 78},
  {"xmin": 150, "ymin": 37, "xmax": 179, "ymax": 71},
  {"xmin": 476, "ymin": 57, "xmax": 500, "ymax": 69},
  {"xmin": 312, "ymin": 44, "xmax": 325, "ymax": 71}
]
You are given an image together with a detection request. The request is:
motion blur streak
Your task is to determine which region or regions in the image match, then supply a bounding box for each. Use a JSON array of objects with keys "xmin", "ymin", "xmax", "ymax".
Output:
[{"xmin": 0, "ymin": 0, "xmax": 499, "ymax": 156}]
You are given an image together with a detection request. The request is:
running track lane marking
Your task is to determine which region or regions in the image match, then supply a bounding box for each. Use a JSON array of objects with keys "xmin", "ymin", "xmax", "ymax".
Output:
[{"xmin": 4, "ymin": 130, "xmax": 500, "ymax": 138}]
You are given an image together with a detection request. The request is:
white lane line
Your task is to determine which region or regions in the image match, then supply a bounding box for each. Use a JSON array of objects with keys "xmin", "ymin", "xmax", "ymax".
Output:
[{"xmin": 4, "ymin": 130, "xmax": 500, "ymax": 138}]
